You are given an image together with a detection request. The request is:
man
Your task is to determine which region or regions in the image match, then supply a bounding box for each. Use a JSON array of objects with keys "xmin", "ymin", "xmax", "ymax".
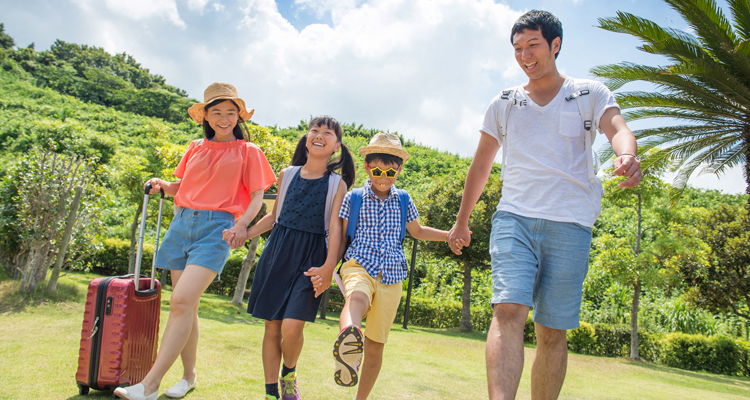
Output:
[{"xmin": 448, "ymin": 10, "xmax": 641, "ymax": 400}]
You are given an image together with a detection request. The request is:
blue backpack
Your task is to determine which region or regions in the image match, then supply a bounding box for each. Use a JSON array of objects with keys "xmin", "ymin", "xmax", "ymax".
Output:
[{"xmin": 343, "ymin": 187, "xmax": 411, "ymax": 260}]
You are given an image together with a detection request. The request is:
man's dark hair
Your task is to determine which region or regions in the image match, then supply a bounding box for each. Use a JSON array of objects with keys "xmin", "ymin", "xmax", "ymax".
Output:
[
  {"xmin": 365, "ymin": 153, "xmax": 403, "ymax": 167},
  {"xmin": 510, "ymin": 10, "xmax": 563, "ymax": 59}
]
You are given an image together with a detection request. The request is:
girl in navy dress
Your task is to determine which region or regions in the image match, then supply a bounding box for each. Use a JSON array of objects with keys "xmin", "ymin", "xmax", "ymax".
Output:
[{"xmin": 227, "ymin": 116, "xmax": 354, "ymax": 400}]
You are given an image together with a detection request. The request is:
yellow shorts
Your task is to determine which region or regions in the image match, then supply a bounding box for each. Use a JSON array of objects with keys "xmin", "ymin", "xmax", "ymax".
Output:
[{"xmin": 340, "ymin": 258, "xmax": 402, "ymax": 344}]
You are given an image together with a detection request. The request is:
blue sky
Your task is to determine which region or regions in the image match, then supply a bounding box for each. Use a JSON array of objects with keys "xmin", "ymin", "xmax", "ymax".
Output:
[{"xmin": 1, "ymin": 0, "xmax": 744, "ymax": 194}]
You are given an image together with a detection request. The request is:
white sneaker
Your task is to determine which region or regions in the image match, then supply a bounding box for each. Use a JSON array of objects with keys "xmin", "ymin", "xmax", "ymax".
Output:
[
  {"xmin": 165, "ymin": 377, "xmax": 197, "ymax": 398},
  {"xmin": 114, "ymin": 383, "xmax": 158, "ymax": 400}
]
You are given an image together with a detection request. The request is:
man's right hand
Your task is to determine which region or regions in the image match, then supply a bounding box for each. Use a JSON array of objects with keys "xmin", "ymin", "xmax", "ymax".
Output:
[{"xmin": 448, "ymin": 223, "xmax": 471, "ymax": 255}]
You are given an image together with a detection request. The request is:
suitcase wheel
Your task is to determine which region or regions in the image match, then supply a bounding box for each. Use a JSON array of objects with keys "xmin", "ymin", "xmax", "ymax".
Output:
[{"xmin": 77, "ymin": 383, "xmax": 89, "ymax": 395}]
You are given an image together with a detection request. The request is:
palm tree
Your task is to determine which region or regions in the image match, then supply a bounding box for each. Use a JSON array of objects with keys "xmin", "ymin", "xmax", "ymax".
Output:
[{"xmin": 592, "ymin": 0, "xmax": 750, "ymax": 214}]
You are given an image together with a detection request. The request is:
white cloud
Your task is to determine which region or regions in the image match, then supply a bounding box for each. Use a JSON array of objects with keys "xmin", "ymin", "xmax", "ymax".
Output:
[
  {"xmin": 294, "ymin": 0, "xmax": 357, "ymax": 19},
  {"xmin": 212, "ymin": 2, "xmax": 225, "ymax": 12},
  {"xmin": 101, "ymin": 0, "xmax": 186, "ymax": 28},
  {"xmin": 185, "ymin": 0, "xmax": 211, "ymax": 12},
  {"xmin": 223, "ymin": 0, "xmax": 521, "ymax": 155}
]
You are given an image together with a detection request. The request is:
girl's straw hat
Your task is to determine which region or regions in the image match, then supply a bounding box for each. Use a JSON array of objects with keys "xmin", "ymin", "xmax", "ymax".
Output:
[
  {"xmin": 358, "ymin": 132, "xmax": 410, "ymax": 162},
  {"xmin": 187, "ymin": 82, "xmax": 254, "ymax": 124}
]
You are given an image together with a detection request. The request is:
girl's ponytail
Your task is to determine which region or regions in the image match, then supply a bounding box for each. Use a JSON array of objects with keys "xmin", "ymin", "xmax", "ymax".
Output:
[
  {"xmin": 290, "ymin": 134, "xmax": 308, "ymax": 166},
  {"xmin": 327, "ymin": 143, "xmax": 355, "ymax": 189}
]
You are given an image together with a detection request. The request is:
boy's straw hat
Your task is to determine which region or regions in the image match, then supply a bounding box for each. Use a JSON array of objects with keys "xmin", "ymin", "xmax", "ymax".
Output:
[
  {"xmin": 187, "ymin": 82, "xmax": 254, "ymax": 124},
  {"xmin": 358, "ymin": 132, "xmax": 410, "ymax": 162}
]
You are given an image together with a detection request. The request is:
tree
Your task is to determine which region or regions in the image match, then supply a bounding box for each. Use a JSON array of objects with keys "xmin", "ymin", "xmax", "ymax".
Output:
[
  {"xmin": 592, "ymin": 0, "xmax": 750, "ymax": 212},
  {"xmin": 0, "ymin": 23, "xmax": 15, "ymax": 49},
  {"xmin": 594, "ymin": 164, "xmax": 709, "ymax": 359},
  {"xmin": 418, "ymin": 171, "xmax": 501, "ymax": 331},
  {"xmin": 682, "ymin": 203, "xmax": 750, "ymax": 320},
  {"xmin": 7, "ymin": 149, "xmax": 96, "ymax": 292}
]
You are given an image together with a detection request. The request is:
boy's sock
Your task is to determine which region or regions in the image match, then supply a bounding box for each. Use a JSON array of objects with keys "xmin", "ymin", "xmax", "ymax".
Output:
[
  {"xmin": 281, "ymin": 364, "xmax": 296, "ymax": 377},
  {"xmin": 265, "ymin": 383, "xmax": 279, "ymax": 399}
]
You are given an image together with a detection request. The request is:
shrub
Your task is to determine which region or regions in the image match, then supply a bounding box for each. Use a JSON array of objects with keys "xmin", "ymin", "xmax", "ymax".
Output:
[
  {"xmin": 80, "ymin": 238, "xmax": 153, "ymax": 277},
  {"xmin": 524, "ymin": 312, "xmax": 536, "ymax": 344},
  {"xmin": 203, "ymin": 248, "xmax": 252, "ymax": 296},
  {"xmin": 660, "ymin": 332, "xmax": 743, "ymax": 375},
  {"xmin": 591, "ymin": 323, "xmax": 631, "ymax": 357},
  {"xmin": 738, "ymin": 340, "xmax": 750, "ymax": 377},
  {"xmin": 393, "ymin": 294, "xmax": 493, "ymax": 332},
  {"xmin": 567, "ymin": 322, "xmax": 596, "ymax": 354}
]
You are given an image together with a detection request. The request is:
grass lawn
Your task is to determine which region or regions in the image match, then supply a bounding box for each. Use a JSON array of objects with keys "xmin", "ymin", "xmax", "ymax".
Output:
[{"xmin": 0, "ymin": 271, "xmax": 748, "ymax": 400}]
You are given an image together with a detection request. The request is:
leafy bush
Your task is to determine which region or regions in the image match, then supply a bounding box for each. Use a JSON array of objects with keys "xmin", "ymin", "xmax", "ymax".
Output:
[
  {"xmin": 567, "ymin": 322, "xmax": 596, "ymax": 354},
  {"xmin": 205, "ymin": 248, "xmax": 249, "ymax": 296},
  {"xmin": 524, "ymin": 312, "xmax": 536, "ymax": 344},
  {"xmin": 660, "ymin": 333, "xmax": 742, "ymax": 375},
  {"xmin": 564, "ymin": 323, "xmax": 659, "ymax": 362},
  {"xmin": 393, "ymin": 294, "xmax": 493, "ymax": 332},
  {"xmin": 738, "ymin": 340, "xmax": 750, "ymax": 377},
  {"xmin": 591, "ymin": 323, "xmax": 631, "ymax": 357},
  {"xmin": 80, "ymin": 238, "xmax": 153, "ymax": 277}
]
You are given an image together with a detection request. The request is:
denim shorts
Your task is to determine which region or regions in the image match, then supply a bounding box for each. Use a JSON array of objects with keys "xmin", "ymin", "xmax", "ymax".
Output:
[
  {"xmin": 489, "ymin": 210, "xmax": 592, "ymax": 330},
  {"xmin": 154, "ymin": 207, "xmax": 235, "ymax": 278}
]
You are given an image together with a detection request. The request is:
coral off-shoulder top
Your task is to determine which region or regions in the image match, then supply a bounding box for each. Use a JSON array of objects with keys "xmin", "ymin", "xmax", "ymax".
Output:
[{"xmin": 173, "ymin": 139, "xmax": 276, "ymax": 220}]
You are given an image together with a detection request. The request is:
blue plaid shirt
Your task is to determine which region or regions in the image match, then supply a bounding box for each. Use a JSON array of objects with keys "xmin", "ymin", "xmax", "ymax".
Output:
[{"xmin": 339, "ymin": 179, "xmax": 419, "ymax": 285}]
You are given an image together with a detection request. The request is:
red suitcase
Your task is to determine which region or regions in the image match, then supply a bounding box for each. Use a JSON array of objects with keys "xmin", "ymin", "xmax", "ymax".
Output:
[{"xmin": 76, "ymin": 185, "xmax": 166, "ymax": 395}]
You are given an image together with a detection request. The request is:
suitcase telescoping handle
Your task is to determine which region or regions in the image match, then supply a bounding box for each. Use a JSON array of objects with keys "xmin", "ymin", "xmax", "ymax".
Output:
[{"xmin": 134, "ymin": 183, "xmax": 165, "ymax": 292}]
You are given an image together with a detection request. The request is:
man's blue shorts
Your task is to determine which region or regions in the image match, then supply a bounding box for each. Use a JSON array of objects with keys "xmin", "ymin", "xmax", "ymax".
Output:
[
  {"xmin": 489, "ymin": 210, "xmax": 592, "ymax": 330},
  {"xmin": 154, "ymin": 207, "xmax": 234, "ymax": 278}
]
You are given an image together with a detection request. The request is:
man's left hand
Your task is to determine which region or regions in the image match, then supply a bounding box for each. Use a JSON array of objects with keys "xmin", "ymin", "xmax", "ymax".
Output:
[{"xmin": 613, "ymin": 154, "xmax": 642, "ymax": 188}]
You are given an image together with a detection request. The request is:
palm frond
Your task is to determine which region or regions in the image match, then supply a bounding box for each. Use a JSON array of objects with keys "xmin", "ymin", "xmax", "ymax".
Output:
[
  {"xmin": 665, "ymin": 0, "xmax": 737, "ymax": 48},
  {"xmin": 668, "ymin": 147, "xmax": 718, "ymax": 205},
  {"xmin": 616, "ymin": 91, "xmax": 746, "ymax": 119},
  {"xmin": 700, "ymin": 142, "xmax": 747, "ymax": 174},
  {"xmin": 591, "ymin": 62, "xmax": 750, "ymax": 108},
  {"xmin": 621, "ymin": 108, "xmax": 742, "ymax": 126},
  {"xmin": 729, "ymin": 0, "xmax": 750, "ymax": 40},
  {"xmin": 598, "ymin": 12, "xmax": 688, "ymax": 45},
  {"xmin": 665, "ymin": 0, "xmax": 750, "ymax": 82}
]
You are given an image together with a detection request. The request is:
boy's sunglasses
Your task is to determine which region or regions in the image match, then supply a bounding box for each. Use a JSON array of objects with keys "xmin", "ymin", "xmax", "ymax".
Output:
[{"xmin": 369, "ymin": 167, "xmax": 398, "ymax": 178}]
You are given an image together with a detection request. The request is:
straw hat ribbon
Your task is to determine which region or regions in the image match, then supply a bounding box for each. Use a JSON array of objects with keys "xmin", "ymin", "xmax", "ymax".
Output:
[
  {"xmin": 358, "ymin": 132, "xmax": 410, "ymax": 162},
  {"xmin": 187, "ymin": 82, "xmax": 254, "ymax": 124}
]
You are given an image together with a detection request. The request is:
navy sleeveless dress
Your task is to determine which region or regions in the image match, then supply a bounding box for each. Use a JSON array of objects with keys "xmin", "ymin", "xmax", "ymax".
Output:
[{"xmin": 247, "ymin": 172, "xmax": 328, "ymax": 322}]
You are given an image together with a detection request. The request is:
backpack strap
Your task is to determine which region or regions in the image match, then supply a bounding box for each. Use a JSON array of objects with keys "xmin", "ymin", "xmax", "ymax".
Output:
[
  {"xmin": 345, "ymin": 188, "xmax": 364, "ymax": 246},
  {"xmin": 275, "ymin": 166, "xmax": 301, "ymax": 224},
  {"xmin": 496, "ymin": 87, "xmax": 520, "ymax": 182},
  {"xmin": 396, "ymin": 189, "xmax": 410, "ymax": 244},
  {"xmin": 323, "ymin": 172, "xmax": 342, "ymax": 248},
  {"xmin": 565, "ymin": 81, "xmax": 601, "ymax": 185}
]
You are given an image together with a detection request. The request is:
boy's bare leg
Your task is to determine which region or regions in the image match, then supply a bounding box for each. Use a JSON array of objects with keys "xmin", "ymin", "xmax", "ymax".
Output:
[
  {"xmin": 340, "ymin": 291, "xmax": 370, "ymax": 329},
  {"xmin": 486, "ymin": 303, "xmax": 529, "ymax": 400},
  {"xmin": 530, "ymin": 323, "xmax": 567, "ymax": 400},
  {"xmin": 354, "ymin": 337, "xmax": 384, "ymax": 400}
]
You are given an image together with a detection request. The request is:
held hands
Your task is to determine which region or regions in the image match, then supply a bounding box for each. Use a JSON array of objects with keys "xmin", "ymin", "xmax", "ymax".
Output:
[
  {"xmin": 222, "ymin": 223, "xmax": 249, "ymax": 250},
  {"xmin": 447, "ymin": 224, "xmax": 471, "ymax": 255},
  {"xmin": 304, "ymin": 266, "xmax": 333, "ymax": 298},
  {"xmin": 613, "ymin": 154, "xmax": 642, "ymax": 188}
]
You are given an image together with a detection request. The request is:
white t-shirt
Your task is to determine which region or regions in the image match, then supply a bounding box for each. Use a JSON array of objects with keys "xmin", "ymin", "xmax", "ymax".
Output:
[{"xmin": 480, "ymin": 77, "xmax": 619, "ymax": 227}]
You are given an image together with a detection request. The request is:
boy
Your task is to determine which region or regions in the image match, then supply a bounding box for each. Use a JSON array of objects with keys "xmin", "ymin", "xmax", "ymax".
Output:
[{"xmin": 333, "ymin": 132, "xmax": 449, "ymax": 400}]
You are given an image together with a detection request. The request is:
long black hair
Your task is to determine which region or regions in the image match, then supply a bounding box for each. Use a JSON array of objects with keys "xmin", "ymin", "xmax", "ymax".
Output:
[
  {"xmin": 290, "ymin": 115, "xmax": 355, "ymax": 189},
  {"xmin": 202, "ymin": 99, "xmax": 249, "ymax": 141}
]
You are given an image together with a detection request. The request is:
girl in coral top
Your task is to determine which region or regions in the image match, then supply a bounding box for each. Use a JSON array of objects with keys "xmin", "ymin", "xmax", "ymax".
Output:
[{"xmin": 115, "ymin": 82, "xmax": 276, "ymax": 400}]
